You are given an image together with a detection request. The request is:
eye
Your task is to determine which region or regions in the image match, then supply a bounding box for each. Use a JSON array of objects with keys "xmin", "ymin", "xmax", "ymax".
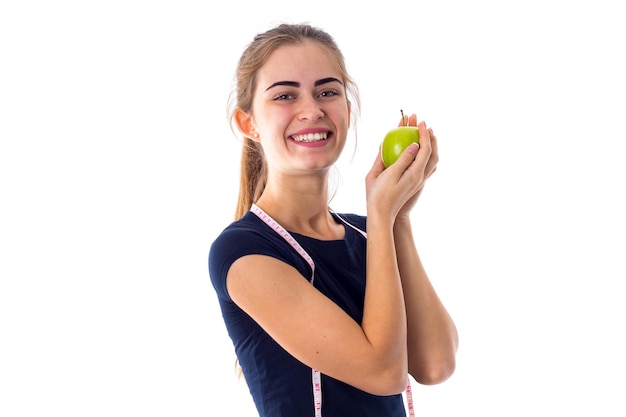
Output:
[
  {"xmin": 273, "ymin": 92, "xmax": 295, "ymax": 101},
  {"xmin": 318, "ymin": 89, "xmax": 340, "ymax": 99}
]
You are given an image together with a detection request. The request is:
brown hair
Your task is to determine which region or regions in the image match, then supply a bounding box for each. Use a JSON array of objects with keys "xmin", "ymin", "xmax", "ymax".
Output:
[{"xmin": 228, "ymin": 23, "xmax": 361, "ymax": 220}]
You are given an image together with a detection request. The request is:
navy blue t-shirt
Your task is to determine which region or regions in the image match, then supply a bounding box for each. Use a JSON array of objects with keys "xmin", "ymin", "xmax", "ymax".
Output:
[{"xmin": 208, "ymin": 210, "xmax": 406, "ymax": 417}]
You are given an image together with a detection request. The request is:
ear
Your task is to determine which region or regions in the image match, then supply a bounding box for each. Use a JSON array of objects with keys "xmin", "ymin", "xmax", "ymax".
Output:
[{"xmin": 234, "ymin": 108, "xmax": 258, "ymax": 141}]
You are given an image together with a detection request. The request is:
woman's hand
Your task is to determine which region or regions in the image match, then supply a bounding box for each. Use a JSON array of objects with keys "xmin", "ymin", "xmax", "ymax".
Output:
[
  {"xmin": 365, "ymin": 113, "xmax": 438, "ymax": 222},
  {"xmin": 396, "ymin": 114, "xmax": 439, "ymax": 220}
]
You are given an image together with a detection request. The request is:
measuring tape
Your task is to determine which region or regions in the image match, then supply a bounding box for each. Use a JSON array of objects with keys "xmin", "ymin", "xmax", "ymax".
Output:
[{"xmin": 250, "ymin": 203, "xmax": 415, "ymax": 417}]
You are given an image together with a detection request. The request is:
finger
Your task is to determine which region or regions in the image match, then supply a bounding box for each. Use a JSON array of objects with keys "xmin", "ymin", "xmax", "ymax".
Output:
[
  {"xmin": 428, "ymin": 128, "xmax": 438, "ymax": 160},
  {"xmin": 392, "ymin": 142, "xmax": 420, "ymax": 171},
  {"xmin": 411, "ymin": 121, "xmax": 432, "ymax": 169},
  {"xmin": 417, "ymin": 121, "xmax": 430, "ymax": 148},
  {"xmin": 423, "ymin": 127, "xmax": 439, "ymax": 178},
  {"xmin": 397, "ymin": 113, "xmax": 418, "ymax": 127}
]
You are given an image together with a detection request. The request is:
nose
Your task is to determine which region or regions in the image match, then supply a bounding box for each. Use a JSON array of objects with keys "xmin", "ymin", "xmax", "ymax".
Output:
[{"xmin": 298, "ymin": 96, "xmax": 324, "ymax": 121}]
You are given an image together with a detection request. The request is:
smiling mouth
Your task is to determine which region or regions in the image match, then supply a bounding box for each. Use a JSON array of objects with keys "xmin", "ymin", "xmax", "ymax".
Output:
[{"xmin": 290, "ymin": 132, "xmax": 329, "ymax": 143}]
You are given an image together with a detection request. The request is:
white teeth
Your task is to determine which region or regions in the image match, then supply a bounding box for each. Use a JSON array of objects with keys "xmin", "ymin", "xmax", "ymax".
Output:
[{"xmin": 291, "ymin": 132, "xmax": 328, "ymax": 142}]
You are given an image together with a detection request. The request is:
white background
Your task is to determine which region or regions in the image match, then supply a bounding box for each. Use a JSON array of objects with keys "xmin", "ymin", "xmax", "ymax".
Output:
[{"xmin": 1, "ymin": 1, "xmax": 625, "ymax": 416}]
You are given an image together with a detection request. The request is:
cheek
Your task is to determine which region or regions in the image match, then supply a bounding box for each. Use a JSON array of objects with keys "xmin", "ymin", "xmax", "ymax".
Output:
[
  {"xmin": 255, "ymin": 105, "xmax": 290, "ymax": 133},
  {"xmin": 333, "ymin": 98, "xmax": 350, "ymax": 118},
  {"xmin": 333, "ymin": 103, "xmax": 351, "ymax": 132}
]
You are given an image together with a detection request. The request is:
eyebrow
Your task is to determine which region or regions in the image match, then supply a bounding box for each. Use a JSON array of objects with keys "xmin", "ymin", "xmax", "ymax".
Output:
[{"xmin": 265, "ymin": 77, "xmax": 343, "ymax": 91}]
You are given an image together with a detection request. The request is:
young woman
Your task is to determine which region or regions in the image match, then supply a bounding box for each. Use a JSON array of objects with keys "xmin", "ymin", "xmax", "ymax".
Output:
[{"xmin": 209, "ymin": 23, "xmax": 458, "ymax": 417}]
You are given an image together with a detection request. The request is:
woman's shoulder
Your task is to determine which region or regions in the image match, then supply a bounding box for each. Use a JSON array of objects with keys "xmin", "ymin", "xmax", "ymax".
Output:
[
  {"xmin": 208, "ymin": 211, "xmax": 312, "ymax": 293},
  {"xmin": 209, "ymin": 210, "xmax": 309, "ymax": 266}
]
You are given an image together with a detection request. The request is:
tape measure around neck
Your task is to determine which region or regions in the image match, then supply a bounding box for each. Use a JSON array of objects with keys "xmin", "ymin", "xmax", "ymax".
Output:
[{"xmin": 250, "ymin": 204, "xmax": 316, "ymax": 284}]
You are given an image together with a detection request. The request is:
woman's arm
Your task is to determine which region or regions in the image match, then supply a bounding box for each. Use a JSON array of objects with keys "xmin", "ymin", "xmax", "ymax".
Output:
[
  {"xmin": 392, "ymin": 119, "xmax": 458, "ymax": 384},
  {"xmin": 394, "ymin": 217, "xmax": 458, "ymax": 384}
]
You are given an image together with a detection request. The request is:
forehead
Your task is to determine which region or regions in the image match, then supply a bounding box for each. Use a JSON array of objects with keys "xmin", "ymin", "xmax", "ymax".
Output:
[{"xmin": 257, "ymin": 41, "xmax": 343, "ymax": 87}]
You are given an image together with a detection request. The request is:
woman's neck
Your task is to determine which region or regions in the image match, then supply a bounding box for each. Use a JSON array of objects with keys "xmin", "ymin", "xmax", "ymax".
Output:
[{"xmin": 255, "ymin": 179, "xmax": 344, "ymax": 240}]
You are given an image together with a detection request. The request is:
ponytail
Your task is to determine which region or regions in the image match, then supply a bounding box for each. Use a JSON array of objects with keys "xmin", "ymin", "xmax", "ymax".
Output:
[{"xmin": 234, "ymin": 138, "xmax": 266, "ymax": 220}]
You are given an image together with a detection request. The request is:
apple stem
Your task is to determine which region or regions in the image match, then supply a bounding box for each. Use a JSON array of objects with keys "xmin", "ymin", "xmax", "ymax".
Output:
[{"xmin": 400, "ymin": 109, "xmax": 405, "ymax": 126}]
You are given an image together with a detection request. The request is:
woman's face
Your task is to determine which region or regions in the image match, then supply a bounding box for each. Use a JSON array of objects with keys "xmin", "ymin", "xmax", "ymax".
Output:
[{"xmin": 249, "ymin": 40, "xmax": 351, "ymax": 174}]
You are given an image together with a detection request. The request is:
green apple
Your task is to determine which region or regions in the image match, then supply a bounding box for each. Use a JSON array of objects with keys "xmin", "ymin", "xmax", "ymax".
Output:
[{"xmin": 381, "ymin": 110, "xmax": 420, "ymax": 168}]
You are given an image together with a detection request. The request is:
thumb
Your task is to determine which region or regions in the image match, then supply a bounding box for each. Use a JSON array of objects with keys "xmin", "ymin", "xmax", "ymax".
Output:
[
  {"xmin": 394, "ymin": 142, "xmax": 420, "ymax": 167},
  {"xmin": 369, "ymin": 144, "xmax": 386, "ymax": 175}
]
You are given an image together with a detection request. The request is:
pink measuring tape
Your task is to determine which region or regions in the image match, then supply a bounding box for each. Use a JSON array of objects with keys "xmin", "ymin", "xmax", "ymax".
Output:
[{"xmin": 250, "ymin": 203, "xmax": 415, "ymax": 417}]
